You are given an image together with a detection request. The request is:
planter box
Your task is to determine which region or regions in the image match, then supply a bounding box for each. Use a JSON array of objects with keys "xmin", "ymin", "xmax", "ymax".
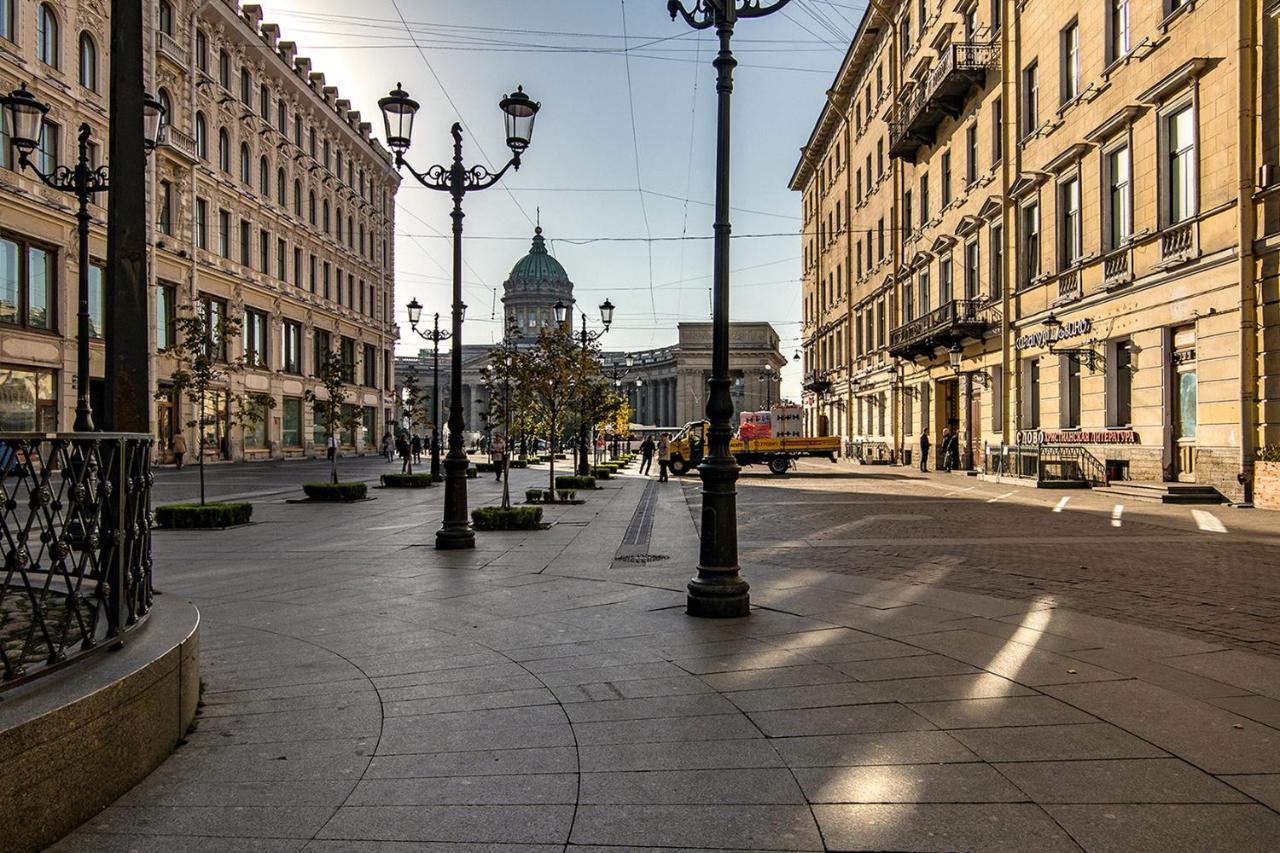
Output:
[
  {"xmin": 302, "ymin": 482, "xmax": 368, "ymax": 502},
  {"xmin": 380, "ymin": 473, "xmax": 432, "ymax": 488},
  {"xmin": 155, "ymin": 502, "xmax": 253, "ymax": 529}
]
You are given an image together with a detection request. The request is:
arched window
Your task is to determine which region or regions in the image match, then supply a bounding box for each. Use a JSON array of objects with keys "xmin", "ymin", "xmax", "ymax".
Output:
[
  {"xmin": 277, "ymin": 168, "xmax": 286, "ymax": 205},
  {"xmin": 78, "ymin": 32, "xmax": 96, "ymax": 90},
  {"xmin": 218, "ymin": 49, "xmax": 230, "ymax": 89},
  {"xmin": 240, "ymin": 142, "xmax": 251, "ymax": 184},
  {"xmin": 37, "ymin": 4, "xmax": 59, "ymax": 68},
  {"xmin": 308, "ymin": 191, "xmax": 316, "ymax": 225},
  {"xmin": 195, "ymin": 30, "xmax": 208, "ymax": 72},
  {"xmin": 239, "ymin": 68, "xmax": 251, "ymax": 106},
  {"xmin": 195, "ymin": 112, "xmax": 208, "ymax": 159},
  {"xmin": 157, "ymin": 89, "xmax": 172, "ymax": 129},
  {"xmin": 158, "ymin": 0, "xmax": 174, "ymax": 35},
  {"xmin": 294, "ymin": 180, "xmax": 302, "ymax": 216},
  {"xmin": 218, "ymin": 128, "xmax": 230, "ymax": 172},
  {"xmin": 259, "ymin": 156, "xmax": 269, "ymax": 195},
  {"xmin": 259, "ymin": 83, "xmax": 270, "ymax": 120},
  {"xmin": 2, "ymin": 0, "xmax": 16, "ymax": 43},
  {"xmin": 276, "ymin": 98, "xmax": 287, "ymax": 134},
  {"xmin": 347, "ymin": 216, "xmax": 354, "ymax": 247},
  {"xmin": 322, "ymin": 200, "xmax": 330, "ymax": 234},
  {"xmin": 335, "ymin": 208, "xmax": 343, "ymax": 241}
]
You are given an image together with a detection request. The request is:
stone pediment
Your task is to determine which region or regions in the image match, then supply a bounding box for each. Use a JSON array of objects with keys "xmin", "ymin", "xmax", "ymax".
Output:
[{"xmin": 977, "ymin": 195, "xmax": 1004, "ymax": 220}]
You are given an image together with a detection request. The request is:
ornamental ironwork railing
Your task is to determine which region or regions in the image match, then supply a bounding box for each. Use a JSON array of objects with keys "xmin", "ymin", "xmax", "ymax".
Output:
[
  {"xmin": 1, "ymin": 433, "xmax": 154, "ymax": 687},
  {"xmin": 1039, "ymin": 444, "xmax": 1109, "ymax": 486},
  {"xmin": 889, "ymin": 298, "xmax": 994, "ymax": 352},
  {"xmin": 891, "ymin": 42, "xmax": 998, "ymax": 153}
]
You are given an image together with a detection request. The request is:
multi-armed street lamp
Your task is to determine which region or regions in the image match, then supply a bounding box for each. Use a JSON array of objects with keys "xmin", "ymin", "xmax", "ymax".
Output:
[
  {"xmin": 553, "ymin": 298, "xmax": 615, "ymax": 476},
  {"xmin": 380, "ymin": 82, "xmax": 540, "ymax": 550},
  {"xmin": 1, "ymin": 84, "xmax": 165, "ymax": 431},
  {"xmin": 668, "ymin": 0, "xmax": 793, "ymax": 618},
  {"xmin": 404, "ymin": 298, "xmax": 465, "ymax": 481},
  {"xmin": 608, "ymin": 353, "xmax": 636, "ymax": 458},
  {"xmin": 757, "ymin": 364, "xmax": 779, "ymax": 409}
]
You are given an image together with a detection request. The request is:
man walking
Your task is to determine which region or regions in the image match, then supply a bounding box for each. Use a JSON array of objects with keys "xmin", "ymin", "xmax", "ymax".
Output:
[
  {"xmin": 172, "ymin": 431, "xmax": 188, "ymax": 470},
  {"xmin": 918, "ymin": 428, "xmax": 930, "ymax": 473},
  {"xmin": 491, "ymin": 433, "xmax": 507, "ymax": 481},
  {"xmin": 657, "ymin": 433, "xmax": 671, "ymax": 483},
  {"xmin": 941, "ymin": 428, "xmax": 954, "ymax": 473},
  {"xmin": 639, "ymin": 434, "xmax": 655, "ymax": 475},
  {"xmin": 411, "ymin": 434, "xmax": 422, "ymax": 463},
  {"xmin": 396, "ymin": 433, "xmax": 412, "ymax": 473}
]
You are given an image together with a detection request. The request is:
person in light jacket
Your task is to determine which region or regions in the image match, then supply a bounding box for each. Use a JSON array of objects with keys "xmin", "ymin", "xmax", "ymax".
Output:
[
  {"xmin": 657, "ymin": 433, "xmax": 672, "ymax": 483},
  {"xmin": 172, "ymin": 432, "xmax": 188, "ymax": 469}
]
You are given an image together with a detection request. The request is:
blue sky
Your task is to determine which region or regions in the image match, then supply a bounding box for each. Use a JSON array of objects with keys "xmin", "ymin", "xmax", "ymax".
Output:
[{"xmin": 265, "ymin": 0, "xmax": 865, "ymax": 400}]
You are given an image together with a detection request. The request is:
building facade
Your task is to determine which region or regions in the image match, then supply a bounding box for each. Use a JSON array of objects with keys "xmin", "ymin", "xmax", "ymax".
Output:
[
  {"xmin": 1, "ymin": 0, "xmax": 400, "ymax": 461},
  {"xmin": 793, "ymin": 0, "xmax": 1280, "ymax": 500}
]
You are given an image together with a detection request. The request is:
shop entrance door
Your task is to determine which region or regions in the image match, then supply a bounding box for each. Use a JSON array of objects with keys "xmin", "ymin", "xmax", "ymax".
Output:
[
  {"xmin": 1172, "ymin": 326, "xmax": 1197, "ymax": 481},
  {"xmin": 935, "ymin": 378, "xmax": 959, "ymax": 469}
]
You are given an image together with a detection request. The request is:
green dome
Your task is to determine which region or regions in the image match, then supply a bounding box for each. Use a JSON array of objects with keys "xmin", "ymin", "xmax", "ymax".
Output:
[{"xmin": 507, "ymin": 227, "xmax": 570, "ymax": 286}]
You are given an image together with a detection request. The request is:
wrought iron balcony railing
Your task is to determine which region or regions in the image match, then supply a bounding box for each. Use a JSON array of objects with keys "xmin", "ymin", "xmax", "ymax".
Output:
[
  {"xmin": 888, "ymin": 298, "xmax": 998, "ymax": 358},
  {"xmin": 1, "ymin": 433, "xmax": 154, "ymax": 688},
  {"xmin": 890, "ymin": 41, "xmax": 997, "ymax": 162}
]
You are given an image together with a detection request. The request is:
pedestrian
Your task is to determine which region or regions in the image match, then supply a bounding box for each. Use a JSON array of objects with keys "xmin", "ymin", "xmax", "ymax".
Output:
[
  {"xmin": 949, "ymin": 429, "xmax": 962, "ymax": 471},
  {"xmin": 396, "ymin": 433, "xmax": 411, "ymax": 473},
  {"xmin": 639, "ymin": 435, "xmax": 655, "ymax": 475},
  {"xmin": 326, "ymin": 433, "xmax": 338, "ymax": 462},
  {"xmin": 411, "ymin": 434, "xmax": 422, "ymax": 463},
  {"xmin": 382, "ymin": 432, "xmax": 394, "ymax": 463},
  {"xmin": 657, "ymin": 433, "xmax": 671, "ymax": 483},
  {"xmin": 172, "ymin": 431, "xmax": 188, "ymax": 469},
  {"xmin": 491, "ymin": 433, "xmax": 507, "ymax": 481},
  {"xmin": 941, "ymin": 428, "xmax": 954, "ymax": 473},
  {"xmin": 918, "ymin": 428, "xmax": 930, "ymax": 473}
]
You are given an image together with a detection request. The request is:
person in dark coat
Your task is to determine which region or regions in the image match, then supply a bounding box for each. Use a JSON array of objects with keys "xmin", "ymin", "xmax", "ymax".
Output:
[
  {"xmin": 918, "ymin": 428, "xmax": 930, "ymax": 472},
  {"xmin": 639, "ymin": 435, "xmax": 655, "ymax": 475}
]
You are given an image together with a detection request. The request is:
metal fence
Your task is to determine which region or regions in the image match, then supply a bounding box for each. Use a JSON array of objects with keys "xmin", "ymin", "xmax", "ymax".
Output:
[
  {"xmin": 1, "ymin": 433, "xmax": 154, "ymax": 687},
  {"xmin": 984, "ymin": 443, "xmax": 1109, "ymax": 486}
]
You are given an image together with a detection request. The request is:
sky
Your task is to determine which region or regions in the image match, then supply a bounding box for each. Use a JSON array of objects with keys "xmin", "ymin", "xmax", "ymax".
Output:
[{"xmin": 263, "ymin": 0, "xmax": 866, "ymax": 401}]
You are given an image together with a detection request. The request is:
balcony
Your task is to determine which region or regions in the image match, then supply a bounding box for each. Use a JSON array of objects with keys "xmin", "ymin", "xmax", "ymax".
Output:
[
  {"xmin": 1159, "ymin": 220, "xmax": 1199, "ymax": 266},
  {"xmin": 888, "ymin": 298, "xmax": 998, "ymax": 359},
  {"xmin": 890, "ymin": 42, "xmax": 997, "ymax": 162},
  {"xmin": 1055, "ymin": 268, "xmax": 1082, "ymax": 304},
  {"xmin": 156, "ymin": 31, "xmax": 188, "ymax": 68},
  {"xmin": 1102, "ymin": 247, "xmax": 1133, "ymax": 289},
  {"xmin": 156, "ymin": 124, "xmax": 197, "ymax": 161}
]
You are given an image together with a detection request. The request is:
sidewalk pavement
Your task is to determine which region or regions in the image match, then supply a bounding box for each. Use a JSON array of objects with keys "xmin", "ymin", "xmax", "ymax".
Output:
[{"xmin": 54, "ymin": 462, "xmax": 1280, "ymax": 851}]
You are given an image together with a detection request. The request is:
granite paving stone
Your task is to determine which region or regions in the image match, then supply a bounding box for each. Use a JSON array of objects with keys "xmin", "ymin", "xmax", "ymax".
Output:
[
  {"xmin": 748, "ymin": 702, "xmax": 937, "ymax": 737},
  {"xmin": 949, "ymin": 722, "xmax": 1170, "ymax": 763},
  {"xmin": 577, "ymin": 768, "xmax": 807, "ymax": 805},
  {"xmin": 1046, "ymin": 804, "xmax": 1280, "ymax": 852},
  {"xmin": 568, "ymin": 804, "xmax": 823, "ymax": 850},
  {"xmin": 1220, "ymin": 773, "xmax": 1280, "ymax": 809},
  {"xmin": 993, "ymin": 758, "xmax": 1250, "ymax": 803},
  {"xmin": 812, "ymin": 803, "xmax": 1081, "ymax": 852},
  {"xmin": 792, "ymin": 763, "xmax": 1027, "ymax": 803},
  {"xmin": 772, "ymin": 730, "xmax": 978, "ymax": 767},
  {"xmin": 905, "ymin": 695, "xmax": 1098, "ymax": 729},
  {"xmin": 316, "ymin": 804, "xmax": 575, "ymax": 845}
]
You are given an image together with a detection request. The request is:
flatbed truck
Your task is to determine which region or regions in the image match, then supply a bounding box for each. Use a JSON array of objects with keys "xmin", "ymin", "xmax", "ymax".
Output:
[{"xmin": 666, "ymin": 420, "xmax": 840, "ymax": 476}]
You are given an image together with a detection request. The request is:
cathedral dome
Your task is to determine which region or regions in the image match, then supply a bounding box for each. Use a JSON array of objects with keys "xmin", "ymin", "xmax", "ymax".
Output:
[{"xmin": 505, "ymin": 227, "xmax": 570, "ymax": 291}]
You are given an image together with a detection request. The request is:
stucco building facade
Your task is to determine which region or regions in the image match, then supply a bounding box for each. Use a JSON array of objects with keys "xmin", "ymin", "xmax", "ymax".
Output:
[
  {"xmin": 793, "ymin": 0, "xmax": 1280, "ymax": 500},
  {"xmin": 1, "ymin": 0, "xmax": 400, "ymax": 461}
]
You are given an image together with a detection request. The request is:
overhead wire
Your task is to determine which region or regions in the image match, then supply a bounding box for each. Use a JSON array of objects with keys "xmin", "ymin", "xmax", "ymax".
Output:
[{"xmin": 619, "ymin": 0, "xmax": 658, "ymax": 326}]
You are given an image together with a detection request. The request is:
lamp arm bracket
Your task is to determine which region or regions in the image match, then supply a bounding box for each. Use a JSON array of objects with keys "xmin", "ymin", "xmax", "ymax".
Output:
[
  {"xmin": 464, "ymin": 155, "xmax": 520, "ymax": 191},
  {"xmin": 397, "ymin": 155, "xmax": 452, "ymax": 192}
]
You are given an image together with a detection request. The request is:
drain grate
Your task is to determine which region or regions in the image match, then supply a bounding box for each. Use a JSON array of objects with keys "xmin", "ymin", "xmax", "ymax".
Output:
[{"xmin": 615, "ymin": 553, "xmax": 669, "ymax": 564}]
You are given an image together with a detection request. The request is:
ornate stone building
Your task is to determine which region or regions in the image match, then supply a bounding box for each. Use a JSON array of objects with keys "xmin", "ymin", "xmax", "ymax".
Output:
[
  {"xmin": 793, "ymin": 0, "xmax": 1280, "ymax": 500},
  {"xmin": 0, "ymin": 0, "xmax": 400, "ymax": 460}
]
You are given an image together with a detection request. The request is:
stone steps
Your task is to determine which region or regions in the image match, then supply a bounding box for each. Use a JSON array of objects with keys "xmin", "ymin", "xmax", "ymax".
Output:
[{"xmin": 1096, "ymin": 480, "xmax": 1226, "ymax": 504}]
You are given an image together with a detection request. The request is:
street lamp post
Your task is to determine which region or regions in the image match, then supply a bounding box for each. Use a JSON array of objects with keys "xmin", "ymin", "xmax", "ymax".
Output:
[
  {"xmin": 1, "ymin": 84, "xmax": 164, "ymax": 432},
  {"xmin": 381, "ymin": 83, "xmax": 540, "ymax": 550},
  {"xmin": 555, "ymin": 298, "xmax": 614, "ymax": 476},
  {"xmin": 668, "ymin": 0, "xmax": 793, "ymax": 618},
  {"xmin": 405, "ymin": 300, "xmax": 459, "ymax": 482},
  {"xmin": 609, "ymin": 353, "xmax": 635, "ymax": 458},
  {"xmin": 756, "ymin": 364, "xmax": 778, "ymax": 409}
]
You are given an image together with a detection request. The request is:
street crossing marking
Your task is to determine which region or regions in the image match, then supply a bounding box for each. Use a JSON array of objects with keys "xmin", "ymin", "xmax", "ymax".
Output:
[
  {"xmin": 1053, "ymin": 497, "xmax": 1070, "ymax": 513},
  {"xmin": 986, "ymin": 491, "xmax": 1015, "ymax": 503},
  {"xmin": 1192, "ymin": 509, "xmax": 1227, "ymax": 533},
  {"xmin": 1111, "ymin": 505, "xmax": 1124, "ymax": 528}
]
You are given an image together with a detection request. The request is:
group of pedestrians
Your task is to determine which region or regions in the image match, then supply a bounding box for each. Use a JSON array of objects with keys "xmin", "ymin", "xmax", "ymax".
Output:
[
  {"xmin": 638, "ymin": 433, "xmax": 672, "ymax": 482},
  {"xmin": 383, "ymin": 432, "xmax": 428, "ymax": 473},
  {"xmin": 918, "ymin": 427, "xmax": 960, "ymax": 473}
]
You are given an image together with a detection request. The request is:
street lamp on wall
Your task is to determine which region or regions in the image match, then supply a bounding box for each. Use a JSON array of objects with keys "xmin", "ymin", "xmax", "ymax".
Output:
[
  {"xmin": 1041, "ymin": 312, "xmax": 1104, "ymax": 372},
  {"xmin": 2, "ymin": 83, "xmax": 165, "ymax": 432},
  {"xmin": 947, "ymin": 343, "xmax": 992, "ymax": 388}
]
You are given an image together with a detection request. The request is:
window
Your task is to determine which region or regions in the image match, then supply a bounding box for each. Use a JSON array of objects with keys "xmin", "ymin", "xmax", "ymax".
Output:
[
  {"xmin": 156, "ymin": 180, "xmax": 174, "ymax": 236},
  {"xmin": 920, "ymin": 172, "xmax": 929, "ymax": 224},
  {"xmin": 363, "ymin": 343, "xmax": 377, "ymax": 387},
  {"xmin": 195, "ymin": 112, "xmax": 208, "ymax": 159},
  {"xmin": 312, "ymin": 329, "xmax": 331, "ymax": 377},
  {"xmin": 218, "ymin": 50, "xmax": 230, "ymax": 89},
  {"xmin": 1109, "ymin": 0, "xmax": 1131, "ymax": 64},
  {"xmin": 1061, "ymin": 21, "xmax": 1079, "ymax": 104},
  {"xmin": 294, "ymin": 180, "xmax": 303, "ymax": 216},
  {"xmin": 240, "ymin": 68, "xmax": 252, "ymax": 106},
  {"xmin": 939, "ymin": 254, "xmax": 953, "ymax": 302},
  {"xmin": 0, "ymin": 237, "xmax": 55, "ymax": 330},
  {"xmin": 259, "ymin": 156, "xmax": 269, "ymax": 195},
  {"xmin": 276, "ymin": 238, "xmax": 287, "ymax": 280},
  {"xmin": 156, "ymin": 282, "xmax": 176, "ymax": 351},
  {"xmin": 37, "ymin": 121, "xmax": 59, "ymax": 174},
  {"xmin": 293, "ymin": 247, "xmax": 302, "ymax": 288},
  {"xmin": 195, "ymin": 198, "xmax": 208, "ymax": 249},
  {"xmin": 990, "ymin": 223, "xmax": 1004, "ymax": 297},
  {"xmin": 282, "ymin": 320, "xmax": 302, "ymax": 373},
  {"xmin": 281, "ymin": 397, "xmax": 302, "ymax": 447},
  {"xmin": 323, "ymin": 140, "xmax": 331, "ymax": 171},
  {"xmin": 37, "ymin": 4, "xmax": 59, "ymax": 67},
  {"xmin": 877, "ymin": 218, "xmax": 885, "ymax": 261},
  {"xmin": 1165, "ymin": 105, "xmax": 1197, "ymax": 224},
  {"xmin": 340, "ymin": 337, "xmax": 356, "ymax": 383},
  {"xmin": 1022, "ymin": 62, "xmax": 1039, "ymax": 137},
  {"xmin": 244, "ymin": 309, "xmax": 268, "ymax": 368},
  {"xmin": 79, "ymin": 32, "xmax": 97, "ymax": 91},
  {"xmin": 903, "ymin": 189, "xmax": 913, "ymax": 235},
  {"xmin": 240, "ymin": 142, "xmax": 251, "ymax": 184},
  {"xmin": 88, "ymin": 263, "xmax": 103, "ymax": 337},
  {"xmin": 918, "ymin": 267, "xmax": 930, "ymax": 316},
  {"xmin": 964, "ymin": 240, "xmax": 980, "ymax": 300},
  {"xmin": 294, "ymin": 115, "xmax": 302, "ymax": 148},
  {"xmin": 200, "ymin": 296, "xmax": 228, "ymax": 361},
  {"xmin": 1022, "ymin": 358, "xmax": 1041, "ymax": 428},
  {"xmin": 277, "ymin": 168, "xmax": 286, "ymax": 205},
  {"xmin": 277, "ymin": 98, "xmax": 287, "ymax": 134},
  {"xmin": 308, "ymin": 191, "xmax": 316, "ymax": 225},
  {"xmin": 966, "ymin": 124, "xmax": 978, "ymax": 185},
  {"xmin": 308, "ymin": 254, "xmax": 316, "ymax": 293},
  {"xmin": 941, "ymin": 151, "xmax": 952, "ymax": 206},
  {"xmin": 259, "ymin": 228, "xmax": 269, "ymax": 273},
  {"xmin": 195, "ymin": 30, "xmax": 208, "ymax": 72},
  {"xmin": 322, "ymin": 200, "xmax": 330, "ymax": 234},
  {"xmin": 1059, "ymin": 177, "xmax": 1081, "ymax": 268},
  {"xmin": 259, "ymin": 84, "xmax": 270, "ymax": 121},
  {"xmin": 239, "ymin": 218, "xmax": 250, "ymax": 265},
  {"xmin": 323, "ymin": 262, "xmax": 330, "ymax": 300},
  {"xmin": 218, "ymin": 128, "xmax": 230, "ymax": 172},
  {"xmin": 1020, "ymin": 201, "xmax": 1040, "ymax": 286},
  {"xmin": 0, "ymin": 365, "xmax": 57, "ymax": 431},
  {"xmin": 157, "ymin": 89, "xmax": 172, "ymax": 132},
  {"xmin": 1106, "ymin": 144, "xmax": 1132, "ymax": 249},
  {"xmin": 1061, "ymin": 355, "xmax": 1081, "ymax": 429},
  {"xmin": 218, "ymin": 209, "xmax": 230, "ymax": 258},
  {"xmin": 1110, "ymin": 340, "xmax": 1133, "ymax": 427},
  {"xmin": 308, "ymin": 128, "xmax": 316, "ymax": 159},
  {"xmin": 1, "ymin": 1, "xmax": 14, "ymax": 42},
  {"xmin": 991, "ymin": 96, "xmax": 1003, "ymax": 163},
  {"xmin": 158, "ymin": 1, "xmax": 173, "ymax": 35}
]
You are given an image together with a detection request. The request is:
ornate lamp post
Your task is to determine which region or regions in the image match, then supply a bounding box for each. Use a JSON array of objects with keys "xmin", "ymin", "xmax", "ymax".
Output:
[
  {"xmin": 2, "ymin": 84, "xmax": 164, "ymax": 432},
  {"xmin": 381, "ymin": 83, "xmax": 540, "ymax": 550},
  {"xmin": 668, "ymin": 0, "xmax": 793, "ymax": 618},
  {"xmin": 555, "ymin": 298, "xmax": 614, "ymax": 475},
  {"xmin": 405, "ymin": 298, "xmax": 464, "ymax": 481},
  {"xmin": 609, "ymin": 353, "xmax": 636, "ymax": 458},
  {"xmin": 757, "ymin": 364, "xmax": 778, "ymax": 409}
]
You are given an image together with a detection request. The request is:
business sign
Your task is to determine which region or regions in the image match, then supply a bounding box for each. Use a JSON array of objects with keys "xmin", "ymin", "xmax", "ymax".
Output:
[
  {"xmin": 1016, "ymin": 318, "xmax": 1092, "ymax": 350},
  {"xmin": 1016, "ymin": 429, "xmax": 1138, "ymax": 446}
]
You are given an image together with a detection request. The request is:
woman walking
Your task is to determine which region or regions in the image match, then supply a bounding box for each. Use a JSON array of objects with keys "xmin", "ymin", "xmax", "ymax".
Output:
[
  {"xmin": 657, "ymin": 433, "xmax": 671, "ymax": 483},
  {"xmin": 172, "ymin": 431, "xmax": 188, "ymax": 470}
]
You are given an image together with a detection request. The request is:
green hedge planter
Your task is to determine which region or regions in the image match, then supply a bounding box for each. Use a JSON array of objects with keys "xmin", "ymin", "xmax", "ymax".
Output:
[
  {"xmin": 380, "ymin": 473, "xmax": 432, "ymax": 488},
  {"xmin": 525, "ymin": 488, "xmax": 544, "ymax": 503},
  {"xmin": 155, "ymin": 502, "xmax": 253, "ymax": 529},
  {"xmin": 591, "ymin": 467, "xmax": 613, "ymax": 480},
  {"xmin": 475, "ymin": 462, "xmax": 496, "ymax": 473},
  {"xmin": 555, "ymin": 475, "xmax": 596, "ymax": 490},
  {"xmin": 302, "ymin": 482, "xmax": 368, "ymax": 502},
  {"xmin": 508, "ymin": 460, "xmax": 528, "ymax": 469},
  {"xmin": 471, "ymin": 505, "xmax": 544, "ymax": 531}
]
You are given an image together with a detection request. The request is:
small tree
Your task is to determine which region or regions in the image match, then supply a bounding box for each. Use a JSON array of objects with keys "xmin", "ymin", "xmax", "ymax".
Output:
[
  {"xmin": 399, "ymin": 372, "xmax": 431, "ymax": 474},
  {"xmin": 156, "ymin": 305, "xmax": 244, "ymax": 505},
  {"xmin": 306, "ymin": 348, "xmax": 362, "ymax": 485},
  {"xmin": 513, "ymin": 326, "xmax": 598, "ymax": 495}
]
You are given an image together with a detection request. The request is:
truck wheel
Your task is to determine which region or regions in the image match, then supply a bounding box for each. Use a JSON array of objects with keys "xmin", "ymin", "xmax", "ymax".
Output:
[
  {"xmin": 768, "ymin": 457, "xmax": 790, "ymax": 475},
  {"xmin": 668, "ymin": 456, "xmax": 689, "ymax": 476}
]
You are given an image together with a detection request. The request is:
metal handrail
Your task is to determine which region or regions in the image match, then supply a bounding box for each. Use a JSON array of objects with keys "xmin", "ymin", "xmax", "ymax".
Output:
[
  {"xmin": 1, "ymin": 433, "xmax": 154, "ymax": 688},
  {"xmin": 889, "ymin": 298, "xmax": 989, "ymax": 350},
  {"xmin": 892, "ymin": 41, "xmax": 997, "ymax": 141}
]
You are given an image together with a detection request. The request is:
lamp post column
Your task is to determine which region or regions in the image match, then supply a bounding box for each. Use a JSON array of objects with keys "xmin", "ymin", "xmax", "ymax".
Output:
[
  {"xmin": 72, "ymin": 125, "xmax": 95, "ymax": 432},
  {"xmin": 431, "ymin": 313, "xmax": 442, "ymax": 481}
]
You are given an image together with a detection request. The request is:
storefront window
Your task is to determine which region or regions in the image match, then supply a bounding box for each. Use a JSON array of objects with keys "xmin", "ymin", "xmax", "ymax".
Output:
[
  {"xmin": 88, "ymin": 264, "xmax": 104, "ymax": 338},
  {"xmin": 362, "ymin": 406, "xmax": 375, "ymax": 448},
  {"xmin": 243, "ymin": 418, "xmax": 265, "ymax": 449},
  {"xmin": 0, "ymin": 365, "xmax": 58, "ymax": 431},
  {"xmin": 313, "ymin": 401, "xmax": 328, "ymax": 446},
  {"xmin": 282, "ymin": 397, "xmax": 302, "ymax": 447}
]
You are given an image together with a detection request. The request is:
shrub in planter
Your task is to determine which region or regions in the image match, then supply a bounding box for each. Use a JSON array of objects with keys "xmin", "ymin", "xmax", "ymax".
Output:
[
  {"xmin": 303, "ymin": 482, "xmax": 368, "ymax": 502},
  {"xmin": 555, "ymin": 475, "xmax": 596, "ymax": 490},
  {"xmin": 155, "ymin": 502, "xmax": 253, "ymax": 529},
  {"xmin": 471, "ymin": 505, "xmax": 544, "ymax": 531},
  {"xmin": 509, "ymin": 459, "xmax": 528, "ymax": 469},
  {"xmin": 557, "ymin": 489, "xmax": 577, "ymax": 502},
  {"xmin": 466, "ymin": 466, "xmax": 478, "ymax": 478},
  {"xmin": 525, "ymin": 488, "xmax": 544, "ymax": 503},
  {"xmin": 554, "ymin": 453, "xmax": 568, "ymax": 460},
  {"xmin": 591, "ymin": 467, "xmax": 613, "ymax": 480},
  {"xmin": 381, "ymin": 473, "xmax": 432, "ymax": 488},
  {"xmin": 474, "ymin": 462, "xmax": 495, "ymax": 473}
]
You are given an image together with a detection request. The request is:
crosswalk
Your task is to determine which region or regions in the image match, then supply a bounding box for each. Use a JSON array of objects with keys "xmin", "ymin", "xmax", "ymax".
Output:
[{"xmin": 979, "ymin": 486, "xmax": 1228, "ymax": 534}]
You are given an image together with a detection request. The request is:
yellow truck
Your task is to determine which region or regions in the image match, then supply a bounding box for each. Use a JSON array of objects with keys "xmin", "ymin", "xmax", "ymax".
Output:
[{"xmin": 666, "ymin": 420, "xmax": 841, "ymax": 476}]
